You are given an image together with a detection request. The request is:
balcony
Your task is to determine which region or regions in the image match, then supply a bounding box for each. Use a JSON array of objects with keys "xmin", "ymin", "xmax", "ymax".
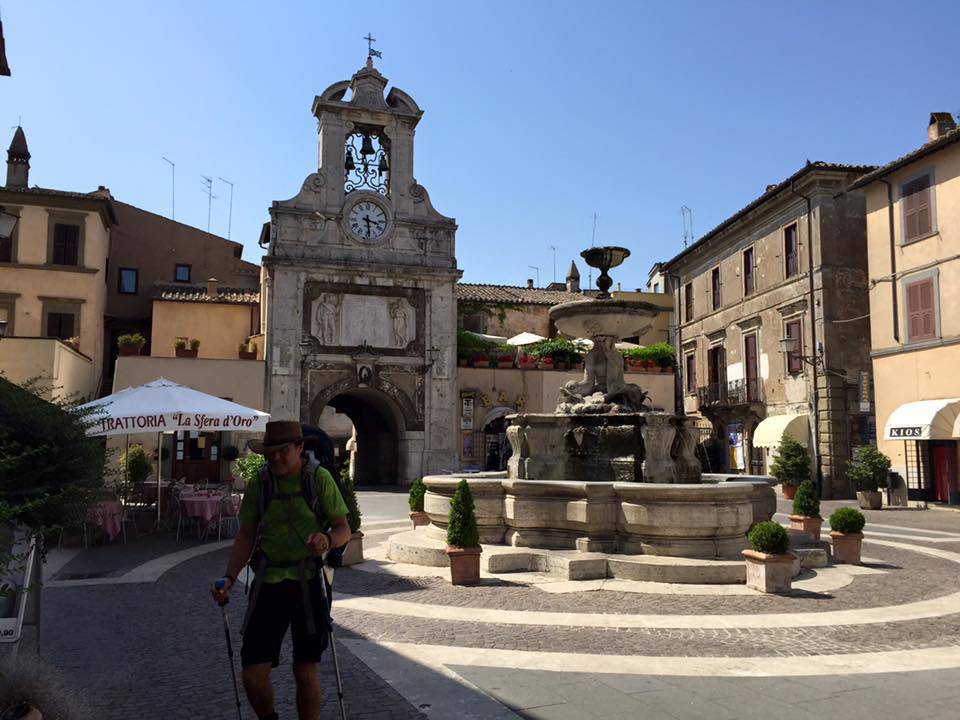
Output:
[{"xmin": 696, "ymin": 378, "xmax": 764, "ymax": 408}]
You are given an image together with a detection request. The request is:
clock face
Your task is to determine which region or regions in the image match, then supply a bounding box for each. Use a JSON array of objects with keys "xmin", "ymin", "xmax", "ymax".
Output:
[{"xmin": 347, "ymin": 200, "xmax": 388, "ymax": 241}]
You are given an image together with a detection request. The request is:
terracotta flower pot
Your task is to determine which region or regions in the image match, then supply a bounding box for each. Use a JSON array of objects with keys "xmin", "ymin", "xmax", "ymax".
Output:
[
  {"xmin": 409, "ymin": 510, "xmax": 430, "ymax": 529},
  {"xmin": 118, "ymin": 345, "xmax": 142, "ymax": 357},
  {"xmin": 341, "ymin": 530, "xmax": 364, "ymax": 566},
  {"xmin": 625, "ymin": 360, "xmax": 643, "ymax": 373},
  {"xmin": 538, "ymin": 359, "xmax": 554, "ymax": 370},
  {"xmin": 554, "ymin": 360, "xmax": 568, "ymax": 370},
  {"xmin": 497, "ymin": 357, "xmax": 514, "ymax": 369},
  {"xmin": 781, "ymin": 484, "xmax": 798, "ymax": 500},
  {"xmin": 830, "ymin": 531, "xmax": 864, "ymax": 564},
  {"xmin": 447, "ymin": 546, "xmax": 481, "ymax": 585},
  {"xmin": 238, "ymin": 350, "xmax": 257, "ymax": 360},
  {"xmin": 789, "ymin": 514, "xmax": 823, "ymax": 541},
  {"xmin": 856, "ymin": 491, "xmax": 882, "ymax": 510},
  {"xmin": 742, "ymin": 549, "xmax": 795, "ymax": 593},
  {"xmin": 175, "ymin": 348, "xmax": 197, "ymax": 358},
  {"xmin": 458, "ymin": 357, "xmax": 468, "ymax": 367}
]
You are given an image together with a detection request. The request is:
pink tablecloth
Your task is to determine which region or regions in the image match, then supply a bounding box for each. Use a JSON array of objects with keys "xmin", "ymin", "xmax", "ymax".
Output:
[
  {"xmin": 180, "ymin": 494, "xmax": 239, "ymax": 523},
  {"xmin": 88, "ymin": 501, "xmax": 123, "ymax": 541}
]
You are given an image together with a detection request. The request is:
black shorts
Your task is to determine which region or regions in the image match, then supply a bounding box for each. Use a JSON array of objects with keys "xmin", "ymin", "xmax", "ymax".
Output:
[{"xmin": 241, "ymin": 576, "xmax": 330, "ymax": 668}]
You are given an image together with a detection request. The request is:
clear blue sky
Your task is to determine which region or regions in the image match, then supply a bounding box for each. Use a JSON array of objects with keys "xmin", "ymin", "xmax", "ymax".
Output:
[{"xmin": 3, "ymin": 1, "xmax": 958, "ymax": 291}]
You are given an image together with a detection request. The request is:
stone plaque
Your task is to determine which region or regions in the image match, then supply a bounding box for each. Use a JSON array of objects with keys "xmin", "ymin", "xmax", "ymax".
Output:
[{"xmin": 311, "ymin": 294, "xmax": 415, "ymax": 349}]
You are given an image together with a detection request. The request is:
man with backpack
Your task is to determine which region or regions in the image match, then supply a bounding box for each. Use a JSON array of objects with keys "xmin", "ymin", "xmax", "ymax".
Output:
[{"xmin": 211, "ymin": 421, "xmax": 351, "ymax": 720}]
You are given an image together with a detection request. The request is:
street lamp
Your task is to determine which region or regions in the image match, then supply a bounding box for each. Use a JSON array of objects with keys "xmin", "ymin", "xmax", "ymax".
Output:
[
  {"xmin": 0, "ymin": 208, "xmax": 18, "ymax": 239},
  {"xmin": 779, "ymin": 337, "xmax": 823, "ymax": 366}
]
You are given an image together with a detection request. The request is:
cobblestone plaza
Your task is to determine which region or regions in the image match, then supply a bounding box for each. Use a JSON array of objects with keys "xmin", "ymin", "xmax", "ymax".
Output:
[{"xmin": 31, "ymin": 491, "xmax": 960, "ymax": 719}]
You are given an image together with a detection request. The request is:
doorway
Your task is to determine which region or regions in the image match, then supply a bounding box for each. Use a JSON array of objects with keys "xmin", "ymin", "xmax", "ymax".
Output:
[
  {"xmin": 930, "ymin": 441, "xmax": 957, "ymax": 504},
  {"xmin": 324, "ymin": 389, "xmax": 401, "ymax": 486},
  {"xmin": 172, "ymin": 431, "xmax": 222, "ymax": 485}
]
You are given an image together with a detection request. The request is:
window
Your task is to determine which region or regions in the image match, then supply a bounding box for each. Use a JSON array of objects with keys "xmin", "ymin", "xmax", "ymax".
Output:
[
  {"xmin": 711, "ymin": 267, "xmax": 721, "ymax": 310},
  {"xmin": 0, "ymin": 235, "xmax": 10, "ymax": 263},
  {"xmin": 784, "ymin": 319, "xmax": 803, "ymax": 374},
  {"xmin": 684, "ymin": 282, "xmax": 694, "ymax": 322},
  {"xmin": 902, "ymin": 174, "xmax": 933, "ymax": 243},
  {"xmin": 118, "ymin": 268, "xmax": 139, "ymax": 294},
  {"xmin": 175, "ymin": 263, "xmax": 191, "ymax": 282},
  {"xmin": 653, "ymin": 282, "xmax": 660, "ymax": 293},
  {"xmin": 461, "ymin": 313, "xmax": 486, "ymax": 334},
  {"xmin": 743, "ymin": 247, "xmax": 755, "ymax": 296},
  {"xmin": 906, "ymin": 277, "xmax": 936, "ymax": 341},
  {"xmin": 685, "ymin": 352, "xmax": 696, "ymax": 393},
  {"xmin": 51, "ymin": 223, "xmax": 80, "ymax": 266},
  {"xmin": 0, "ymin": 303, "xmax": 12, "ymax": 337},
  {"xmin": 46, "ymin": 312, "xmax": 75, "ymax": 340},
  {"xmin": 784, "ymin": 224, "xmax": 798, "ymax": 278}
]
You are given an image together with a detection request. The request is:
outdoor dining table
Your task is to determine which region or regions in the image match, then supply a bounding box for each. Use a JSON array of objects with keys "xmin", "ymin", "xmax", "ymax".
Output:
[
  {"xmin": 179, "ymin": 492, "xmax": 241, "ymax": 540},
  {"xmin": 87, "ymin": 500, "xmax": 123, "ymax": 542}
]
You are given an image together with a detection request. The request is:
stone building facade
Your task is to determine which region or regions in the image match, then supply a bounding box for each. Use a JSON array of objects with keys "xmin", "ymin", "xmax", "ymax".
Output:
[
  {"xmin": 662, "ymin": 161, "xmax": 875, "ymax": 498},
  {"xmin": 262, "ymin": 57, "xmax": 460, "ymax": 485},
  {"xmin": 851, "ymin": 113, "xmax": 960, "ymax": 504}
]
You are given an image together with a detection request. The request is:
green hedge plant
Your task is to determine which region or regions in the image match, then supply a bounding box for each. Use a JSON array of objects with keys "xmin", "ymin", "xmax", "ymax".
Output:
[
  {"xmin": 748, "ymin": 521, "xmax": 790, "ymax": 555},
  {"xmin": 234, "ymin": 452, "xmax": 265, "ymax": 485},
  {"xmin": 791, "ymin": 479, "xmax": 820, "ymax": 518},
  {"xmin": 340, "ymin": 474, "xmax": 362, "ymax": 533},
  {"xmin": 120, "ymin": 444, "xmax": 153, "ymax": 484},
  {"xmin": 829, "ymin": 507, "xmax": 866, "ymax": 534},
  {"xmin": 408, "ymin": 477, "xmax": 427, "ymax": 512},
  {"xmin": 117, "ymin": 333, "xmax": 146, "ymax": 349},
  {"xmin": 446, "ymin": 479, "xmax": 480, "ymax": 549},
  {"xmin": 770, "ymin": 436, "xmax": 810, "ymax": 488},
  {"xmin": 847, "ymin": 445, "xmax": 891, "ymax": 493},
  {"xmin": 528, "ymin": 337, "xmax": 582, "ymax": 362}
]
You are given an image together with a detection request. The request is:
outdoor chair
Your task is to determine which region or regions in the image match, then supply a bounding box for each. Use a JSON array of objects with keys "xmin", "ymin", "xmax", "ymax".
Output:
[
  {"xmin": 215, "ymin": 494, "xmax": 242, "ymax": 542},
  {"xmin": 119, "ymin": 504, "xmax": 138, "ymax": 543},
  {"xmin": 172, "ymin": 484, "xmax": 200, "ymax": 541}
]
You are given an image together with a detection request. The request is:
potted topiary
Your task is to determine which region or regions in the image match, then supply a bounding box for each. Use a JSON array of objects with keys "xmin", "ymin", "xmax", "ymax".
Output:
[
  {"xmin": 829, "ymin": 507, "xmax": 866, "ymax": 564},
  {"xmin": 117, "ymin": 333, "xmax": 147, "ymax": 357},
  {"xmin": 408, "ymin": 476, "xmax": 430, "ymax": 528},
  {"xmin": 189, "ymin": 338, "xmax": 200, "ymax": 352},
  {"xmin": 339, "ymin": 472, "xmax": 364, "ymax": 566},
  {"xmin": 518, "ymin": 353, "xmax": 537, "ymax": 370},
  {"xmin": 496, "ymin": 346, "xmax": 515, "ymax": 369},
  {"xmin": 622, "ymin": 348, "xmax": 644, "ymax": 372},
  {"xmin": 770, "ymin": 435, "xmax": 810, "ymax": 500},
  {"xmin": 174, "ymin": 338, "xmax": 196, "ymax": 358},
  {"xmin": 847, "ymin": 445, "xmax": 890, "ymax": 510},
  {"xmin": 648, "ymin": 342, "xmax": 677, "ymax": 373},
  {"xmin": 238, "ymin": 342, "xmax": 257, "ymax": 360},
  {"xmin": 789, "ymin": 479, "xmax": 822, "ymax": 540},
  {"xmin": 446, "ymin": 478, "xmax": 481, "ymax": 585},
  {"xmin": 742, "ymin": 520, "xmax": 794, "ymax": 593}
]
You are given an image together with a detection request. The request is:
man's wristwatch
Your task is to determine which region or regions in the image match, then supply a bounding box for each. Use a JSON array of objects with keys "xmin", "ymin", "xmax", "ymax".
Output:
[{"xmin": 222, "ymin": 573, "xmax": 235, "ymax": 585}]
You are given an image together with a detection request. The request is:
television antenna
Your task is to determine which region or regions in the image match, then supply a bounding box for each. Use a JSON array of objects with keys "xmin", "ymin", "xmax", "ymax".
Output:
[
  {"xmin": 681, "ymin": 205, "xmax": 694, "ymax": 248},
  {"xmin": 218, "ymin": 177, "xmax": 234, "ymax": 239},
  {"xmin": 161, "ymin": 157, "xmax": 175, "ymax": 220},
  {"xmin": 549, "ymin": 245, "xmax": 557, "ymax": 283},
  {"xmin": 588, "ymin": 212, "xmax": 599, "ymax": 287},
  {"xmin": 527, "ymin": 265, "xmax": 540, "ymax": 287},
  {"xmin": 200, "ymin": 176, "xmax": 218, "ymax": 233}
]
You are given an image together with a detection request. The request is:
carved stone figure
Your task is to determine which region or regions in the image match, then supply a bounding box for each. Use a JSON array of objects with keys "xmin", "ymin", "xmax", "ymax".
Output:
[
  {"xmin": 557, "ymin": 336, "xmax": 650, "ymax": 414},
  {"xmin": 316, "ymin": 293, "xmax": 342, "ymax": 345},
  {"xmin": 389, "ymin": 299, "xmax": 409, "ymax": 346}
]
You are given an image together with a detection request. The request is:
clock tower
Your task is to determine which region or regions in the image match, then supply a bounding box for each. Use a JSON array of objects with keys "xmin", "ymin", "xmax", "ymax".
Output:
[{"xmin": 261, "ymin": 54, "xmax": 460, "ymax": 484}]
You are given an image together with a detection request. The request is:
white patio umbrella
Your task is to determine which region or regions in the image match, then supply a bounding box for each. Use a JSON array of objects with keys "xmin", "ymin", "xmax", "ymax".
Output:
[
  {"xmin": 462, "ymin": 330, "xmax": 509, "ymax": 344},
  {"xmin": 572, "ymin": 338, "xmax": 642, "ymax": 351},
  {"xmin": 77, "ymin": 378, "xmax": 270, "ymax": 528},
  {"xmin": 506, "ymin": 332, "xmax": 546, "ymax": 347}
]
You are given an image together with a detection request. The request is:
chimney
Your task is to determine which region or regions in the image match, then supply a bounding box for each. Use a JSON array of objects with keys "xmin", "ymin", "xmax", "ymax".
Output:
[
  {"xmin": 206, "ymin": 277, "xmax": 219, "ymax": 298},
  {"xmin": 565, "ymin": 260, "xmax": 581, "ymax": 293},
  {"xmin": 526, "ymin": 278, "xmax": 534, "ymax": 289},
  {"xmin": 6, "ymin": 126, "xmax": 30, "ymax": 188},
  {"xmin": 928, "ymin": 112, "xmax": 957, "ymax": 142}
]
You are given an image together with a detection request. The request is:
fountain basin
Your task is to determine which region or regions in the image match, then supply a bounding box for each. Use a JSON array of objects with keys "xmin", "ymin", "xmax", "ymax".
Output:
[
  {"xmin": 549, "ymin": 299, "xmax": 660, "ymax": 342},
  {"xmin": 417, "ymin": 476, "xmax": 773, "ymax": 560}
]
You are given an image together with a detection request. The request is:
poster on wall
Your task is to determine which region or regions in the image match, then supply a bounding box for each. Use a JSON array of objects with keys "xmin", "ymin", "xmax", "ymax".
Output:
[
  {"xmin": 727, "ymin": 423, "xmax": 745, "ymax": 471},
  {"xmin": 462, "ymin": 432, "xmax": 475, "ymax": 458},
  {"xmin": 460, "ymin": 392, "xmax": 475, "ymax": 430}
]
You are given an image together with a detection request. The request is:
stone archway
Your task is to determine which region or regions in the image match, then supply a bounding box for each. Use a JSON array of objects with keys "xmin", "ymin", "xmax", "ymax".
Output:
[{"xmin": 311, "ymin": 387, "xmax": 406, "ymax": 486}]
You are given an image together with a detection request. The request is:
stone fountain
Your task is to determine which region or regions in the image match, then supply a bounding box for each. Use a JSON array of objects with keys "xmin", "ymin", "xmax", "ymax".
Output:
[{"xmin": 389, "ymin": 248, "xmax": 776, "ymax": 581}]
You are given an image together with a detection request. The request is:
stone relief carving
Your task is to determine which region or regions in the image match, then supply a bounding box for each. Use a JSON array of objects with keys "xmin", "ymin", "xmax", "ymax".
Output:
[
  {"xmin": 315, "ymin": 293, "xmax": 343, "ymax": 345},
  {"xmin": 310, "ymin": 294, "xmax": 415, "ymax": 350}
]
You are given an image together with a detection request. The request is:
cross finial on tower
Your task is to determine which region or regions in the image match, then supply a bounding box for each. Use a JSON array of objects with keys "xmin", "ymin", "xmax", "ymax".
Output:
[{"xmin": 364, "ymin": 33, "xmax": 382, "ymax": 64}]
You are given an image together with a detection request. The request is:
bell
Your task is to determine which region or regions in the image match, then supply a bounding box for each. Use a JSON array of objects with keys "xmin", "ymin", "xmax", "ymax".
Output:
[
  {"xmin": 344, "ymin": 152, "xmax": 355, "ymax": 171},
  {"xmin": 377, "ymin": 154, "xmax": 389, "ymax": 175},
  {"xmin": 360, "ymin": 134, "xmax": 375, "ymax": 156}
]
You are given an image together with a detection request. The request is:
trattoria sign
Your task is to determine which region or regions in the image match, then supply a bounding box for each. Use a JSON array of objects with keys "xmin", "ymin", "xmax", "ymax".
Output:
[
  {"xmin": 888, "ymin": 426, "xmax": 923, "ymax": 439},
  {"xmin": 93, "ymin": 412, "xmax": 262, "ymax": 434}
]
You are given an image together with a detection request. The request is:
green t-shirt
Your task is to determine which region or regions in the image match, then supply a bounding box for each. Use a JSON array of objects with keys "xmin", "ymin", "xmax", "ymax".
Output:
[{"xmin": 239, "ymin": 464, "xmax": 348, "ymax": 584}]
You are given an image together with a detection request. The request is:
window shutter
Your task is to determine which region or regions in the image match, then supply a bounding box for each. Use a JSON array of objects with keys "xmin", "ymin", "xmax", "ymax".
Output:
[
  {"xmin": 916, "ymin": 179, "xmax": 932, "ymax": 237},
  {"xmin": 907, "ymin": 280, "xmax": 936, "ymax": 341}
]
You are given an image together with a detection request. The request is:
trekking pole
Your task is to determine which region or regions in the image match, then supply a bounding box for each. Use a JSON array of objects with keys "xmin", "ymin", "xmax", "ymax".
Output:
[
  {"xmin": 214, "ymin": 579, "xmax": 244, "ymax": 720},
  {"xmin": 316, "ymin": 561, "xmax": 347, "ymax": 720}
]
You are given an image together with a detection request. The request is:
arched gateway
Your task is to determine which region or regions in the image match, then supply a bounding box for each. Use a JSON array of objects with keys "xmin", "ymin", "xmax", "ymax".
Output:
[{"xmin": 261, "ymin": 55, "xmax": 460, "ymax": 485}]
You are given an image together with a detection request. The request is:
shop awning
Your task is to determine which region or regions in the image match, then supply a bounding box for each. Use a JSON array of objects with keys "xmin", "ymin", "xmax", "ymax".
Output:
[
  {"xmin": 884, "ymin": 398, "xmax": 960, "ymax": 440},
  {"xmin": 753, "ymin": 413, "xmax": 809, "ymax": 448}
]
